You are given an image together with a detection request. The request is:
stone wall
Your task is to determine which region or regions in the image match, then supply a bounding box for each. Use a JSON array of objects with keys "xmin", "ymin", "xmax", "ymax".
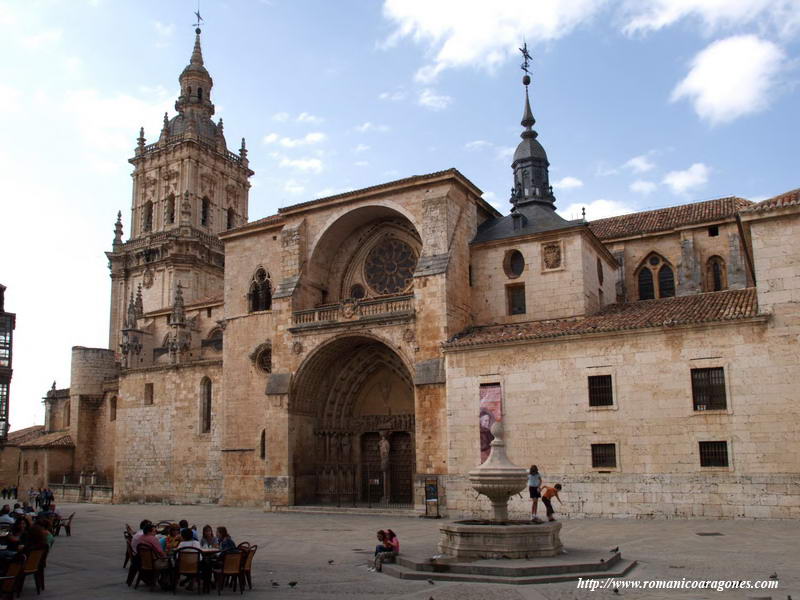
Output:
[
  {"xmin": 443, "ymin": 314, "xmax": 800, "ymax": 519},
  {"xmin": 114, "ymin": 361, "xmax": 223, "ymax": 504}
]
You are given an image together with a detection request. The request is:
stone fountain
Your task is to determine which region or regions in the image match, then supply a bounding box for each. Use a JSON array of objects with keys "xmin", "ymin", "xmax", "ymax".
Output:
[{"xmin": 437, "ymin": 422, "xmax": 563, "ymax": 559}]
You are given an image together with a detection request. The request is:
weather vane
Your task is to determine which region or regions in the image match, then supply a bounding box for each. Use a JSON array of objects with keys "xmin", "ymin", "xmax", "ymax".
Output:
[
  {"xmin": 519, "ymin": 41, "xmax": 532, "ymax": 76},
  {"xmin": 193, "ymin": 2, "xmax": 204, "ymax": 30}
]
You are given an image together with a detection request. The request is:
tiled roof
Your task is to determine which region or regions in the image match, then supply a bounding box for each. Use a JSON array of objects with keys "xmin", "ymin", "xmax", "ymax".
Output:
[
  {"xmin": 741, "ymin": 188, "xmax": 800, "ymax": 214},
  {"xmin": 5, "ymin": 425, "xmax": 45, "ymax": 446},
  {"xmin": 19, "ymin": 431, "xmax": 74, "ymax": 449},
  {"xmin": 589, "ymin": 197, "xmax": 752, "ymax": 240},
  {"xmin": 444, "ymin": 288, "xmax": 759, "ymax": 349}
]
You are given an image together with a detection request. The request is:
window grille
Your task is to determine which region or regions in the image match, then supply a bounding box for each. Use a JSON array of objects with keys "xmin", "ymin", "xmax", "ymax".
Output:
[
  {"xmin": 588, "ymin": 375, "xmax": 613, "ymax": 406},
  {"xmin": 638, "ymin": 268, "xmax": 654, "ymax": 300},
  {"xmin": 507, "ymin": 284, "xmax": 526, "ymax": 315},
  {"xmin": 658, "ymin": 265, "xmax": 675, "ymax": 297},
  {"xmin": 691, "ymin": 367, "xmax": 726, "ymax": 410},
  {"xmin": 591, "ymin": 443, "xmax": 616, "ymax": 468},
  {"xmin": 144, "ymin": 383, "xmax": 154, "ymax": 406},
  {"xmin": 699, "ymin": 441, "xmax": 728, "ymax": 467}
]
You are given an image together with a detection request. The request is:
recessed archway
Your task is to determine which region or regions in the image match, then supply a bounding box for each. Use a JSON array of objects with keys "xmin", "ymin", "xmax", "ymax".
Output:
[{"xmin": 290, "ymin": 335, "xmax": 415, "ymax": 506}]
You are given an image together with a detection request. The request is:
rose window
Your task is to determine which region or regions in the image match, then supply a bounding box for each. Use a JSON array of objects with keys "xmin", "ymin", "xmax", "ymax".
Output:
[{"xmin": 363, "ymin": 238, "xmax": 417, "ymax": 295}]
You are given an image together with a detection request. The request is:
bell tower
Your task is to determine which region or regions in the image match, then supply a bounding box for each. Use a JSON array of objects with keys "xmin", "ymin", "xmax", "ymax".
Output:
[{"xmin": 106, "ymin": 27, "xmax": 253, "ymax": 352}]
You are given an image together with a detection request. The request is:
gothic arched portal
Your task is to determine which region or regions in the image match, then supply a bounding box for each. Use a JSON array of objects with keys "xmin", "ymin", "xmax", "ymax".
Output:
[{"xmin": 289, "ymin": 335, "xmax": 415, "ymax": 506}]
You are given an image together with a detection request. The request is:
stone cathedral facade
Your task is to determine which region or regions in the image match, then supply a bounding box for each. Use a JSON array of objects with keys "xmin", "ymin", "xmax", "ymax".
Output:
[{"xmin": 7, "ymin": 31, "xmax": 800, "ymax": 519}]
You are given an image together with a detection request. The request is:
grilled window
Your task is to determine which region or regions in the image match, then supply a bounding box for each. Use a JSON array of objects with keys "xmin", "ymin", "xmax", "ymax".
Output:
[
  {"xmin": 691, "ymin": 367, "xmax": 726, "ymax": 410},
  {"xmin": 507, "ymin": 284, "xmax": 526, "ymax": 315},
  {"xmin": 588, "ymin": 375, "xmax": 614, "ymax": 407},
  {"xmin": 707, "ymin": 256, "xmax": 727, "ymax": 292},
  {"xmin": 591, "ymin": 443, "xmax": 617, "ymax": 468},
  {"xmin": 248, "ymin": 269, "xmax": 272, "ymax": 312},
  {"xmin": 699, "ymin": 441, "xmax": 728, "ymax": 467},
  {"xmin": 504, "ymin": 249, "xmax": 525, "ymax": 278},
  {"xmin": 200, "ymin": 377, "xmax": 212, "ymax": 433},
  {"xmin": 637, "ymin": 254, "xmax": 675, "ymax": 300},
  {"xmin": 638, "ymin": 267, "xmax": 654, "ymax": 300},
  {"xmin": 144, "ymin": 383, "xmax": 154, "ymax": 406}
]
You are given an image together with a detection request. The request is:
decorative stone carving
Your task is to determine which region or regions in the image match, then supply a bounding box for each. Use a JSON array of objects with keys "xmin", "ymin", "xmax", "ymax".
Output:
[
  {"xmin": 402, "ymin": 328, "xmax": 415, "ymax": 343},
  {"xmin": 142, "ymin": 267, "xmax": 154, "ymax": 289},
  {"xmin": 542, "ymin": 242, "xmax": 562, "ymax": 270},
  {"xmin": 292, "ymin": 341, "xmax": 303, "ymax": 355}
]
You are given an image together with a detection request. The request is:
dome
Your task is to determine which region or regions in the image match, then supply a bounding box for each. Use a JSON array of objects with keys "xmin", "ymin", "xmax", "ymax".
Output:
[
  {"xmin": 166, "ymin": 114, "xmax": 219, "ymax": 141},
  {"xmin": 513, "ymin": 136, "xmax": 548, "ymax": 164}
]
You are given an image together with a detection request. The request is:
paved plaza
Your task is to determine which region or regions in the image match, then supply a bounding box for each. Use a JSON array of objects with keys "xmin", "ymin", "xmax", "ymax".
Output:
[{"xmin": 38, "ymin": 502, "xmax": 797, "ymax": 599}]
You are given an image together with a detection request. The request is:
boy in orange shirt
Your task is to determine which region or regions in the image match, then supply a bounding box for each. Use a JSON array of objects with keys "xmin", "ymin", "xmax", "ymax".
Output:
[{"xmin": 541, "ymin": 484, "xmax": 563, "ymax": 521}]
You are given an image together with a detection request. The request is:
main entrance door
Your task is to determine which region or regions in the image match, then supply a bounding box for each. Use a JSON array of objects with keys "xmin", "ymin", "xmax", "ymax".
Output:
[{"xmin": 290, "ymin": 336, "xmax": 416, "ymax": 507}]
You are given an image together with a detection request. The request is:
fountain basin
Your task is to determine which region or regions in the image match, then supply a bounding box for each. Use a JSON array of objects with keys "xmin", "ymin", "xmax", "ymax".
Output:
[{"xmin": 438, "ymin": 520, "xmax": 563, "ymax": 559}]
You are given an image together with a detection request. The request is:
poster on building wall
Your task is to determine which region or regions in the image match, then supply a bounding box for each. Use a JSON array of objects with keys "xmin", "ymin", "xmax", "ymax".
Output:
[{"xmin": 479, "ymin": 383, "xmax": 503, "ymax": 464}]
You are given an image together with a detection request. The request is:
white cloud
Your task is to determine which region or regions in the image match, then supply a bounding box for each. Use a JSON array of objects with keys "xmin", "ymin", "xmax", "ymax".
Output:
[
  {"xmin": 283, "ymin": 179, "xmax": 305, "ymax": 195},
  {"xmin": 354, "ymin": 143, "xmax": 370, "ymax": 153},
  {"xmin": 553, "ymin": 176, "xmax": 584, "ymax": 190},
  {"xmin": 297, "ymin": 112, "xmax": 323, "ymax": 124},
  {"xmin": 272, "ymin": 112, "xmax": 290, "ymax": 122},
  {"xmin": 262, "ymin": 132, "xmax": 327, "ymax": 147},
  {"xmin": 662, "ymin": 162, "xmax": 710, "ymax": 194},
  {"xmin": 382, "ymin": 0, "xmax": 602, "ymax": 82},
  {"xmin": 154, "ymin": 21, "xmax": 174, "ymax": 47},
  {"xmin": 354, "ymin": 160, "xmax": 370, "ymax": 167},
  {"xmin": 621, "ymin": 0, "xmax": 800, "ymax": 38},
  {"xmin": 560, "ymin": 199, "xmax": 635, "ymax": 221},
  {"xmin": 465, "ymin": 140, "xmax": 491, "ymax": 151},
  {"xmin": 624, "ymin": 154, "xmax": 655, "ymax": 173},
  {"xmin": 379, "ymin": 90, "xmax": 407, "ymax": 101},
  {"xmin": 671, "ymin": 35, "xmax": 785, "ymax": 125},
  {"xmin": 274, "ymin": 155, "xmax": 324, "ymax": 173},
  {"xmin": 495, "ymin": 146, "xmax": 515, "ymax": 161},
  {"xmin": 630, "ymin": 180, "xmax": 657, "ymax": 194},
  {"xmin": 355, "ymin": 122, "xmax": 390, "ymax": 133},
  {"xmin": 21, "ymin": 28, "xmax": 62, "ymax": 49},
  {"xmin": 418, "ymin": 88, "xmax": 453, "ymax": 110}
]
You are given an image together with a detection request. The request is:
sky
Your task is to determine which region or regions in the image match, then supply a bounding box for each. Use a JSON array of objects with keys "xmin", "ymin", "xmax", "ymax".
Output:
[{"xmin": 1, "ymin": 0, "xmax": 798, "ymax": 430}]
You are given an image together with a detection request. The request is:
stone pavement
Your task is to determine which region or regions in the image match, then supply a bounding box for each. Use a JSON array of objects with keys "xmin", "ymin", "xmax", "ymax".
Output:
[{"xmin": 38, "ymin": 503, "xmax": 797, "ymax": 599}]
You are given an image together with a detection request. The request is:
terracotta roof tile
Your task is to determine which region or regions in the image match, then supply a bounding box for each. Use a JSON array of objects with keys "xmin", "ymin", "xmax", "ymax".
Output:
[
  {"xmin": 5, "ymin": 425, "xmax": 45, "ymax": 446},
  {"xmin": 589, "ymin": 197, "xmax": 752, "ymax": 240},
  {"xmin": 19, "ymin": 431, "xmax": 74, "ymax": 449},
  {"xmin": 741, "ymin": 188, "xmax": 800, "ymax": 213},
  {"xmin": 445, "ymin": 288, "xmax": 759, "ymax": 349}
]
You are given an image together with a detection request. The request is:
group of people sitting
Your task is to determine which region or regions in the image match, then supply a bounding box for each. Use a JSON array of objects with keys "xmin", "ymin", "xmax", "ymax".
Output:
[
  {"xmin": 0, "ymin": 503, "xmax": 59, "ymax": 572},
  {"xmin": 369, "ymin": 529, "xmax": 399, "ymax": 572},
  {"xmin": 127, "ymin": 519, "xmax": 238, "ymax": 591}
]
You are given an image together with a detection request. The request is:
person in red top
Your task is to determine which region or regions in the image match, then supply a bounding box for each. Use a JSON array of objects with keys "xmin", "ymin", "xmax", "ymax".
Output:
[
  {"xmin": 541, "ymin": 484, "xmax": 563, "ymax": 521},
  {"xmin": 136, "ymin": 523, "xmax": 166, "ymax": 558}
]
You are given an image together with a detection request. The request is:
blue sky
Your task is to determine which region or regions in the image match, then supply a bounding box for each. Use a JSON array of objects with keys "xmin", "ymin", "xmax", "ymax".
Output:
[{"xmin": 1, "ymin": 0, "xmax": 798, "ymax": 429}]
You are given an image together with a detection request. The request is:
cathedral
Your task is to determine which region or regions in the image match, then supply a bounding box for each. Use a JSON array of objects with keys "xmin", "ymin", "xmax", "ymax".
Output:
[{"xmin": 4, "ymin": 29, "xmax": 799, "ymax": 519}]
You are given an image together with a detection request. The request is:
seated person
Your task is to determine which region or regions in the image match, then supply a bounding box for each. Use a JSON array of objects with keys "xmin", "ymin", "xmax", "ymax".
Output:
[
  {"xmin": 216, "ymin": 526, "xmax": 236, "ymax": 552},
  {"xmin": 165, "ymin": 524, "xmax": 182, "ymax": 553},
  {"xmin": 130, "ymin": 519, "xmax": 152, "ymax": 555},
  {"xmin": 177, "ymin": 528, "xmax": 202, "ymax": 551},
  {"xmin": 21, "ymin": 502, "xmax": 34, "ymax": 514},
  {"xmin": 179, "ymin": 520, "xmax": 199, "ymax": 541},
  {"xmin": 37, "ymin": 503, "xmax": 61, "ymax": 520},
  {"xmin": 12, "ymin": 504, "xmax": 23, "ymax": 516},
  {"xmin": 26, "ymin": 520, "xmax": 53, "ymax": 549},
  {"xmin": 0, "ymin": 506, "xmax": 14, "ymax": 524},
  {"xmin": 199, "ymin": 524, "xmax": 218, "ymax": 548},
  {"xmin": 136, "ymin": 523, "xmax": 166, "ymax": 558}
]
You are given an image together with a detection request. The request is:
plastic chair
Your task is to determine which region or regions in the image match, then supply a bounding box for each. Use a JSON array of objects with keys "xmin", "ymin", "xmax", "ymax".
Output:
[{"xmin": 55, "ymin": 512, "xmax": 75, "ymax": 536}]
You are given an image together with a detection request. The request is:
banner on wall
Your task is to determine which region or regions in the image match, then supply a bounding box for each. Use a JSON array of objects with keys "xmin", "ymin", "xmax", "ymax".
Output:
[{"xmin": 479, "ymin": 383, "xmax": 502, "ymax": 464}]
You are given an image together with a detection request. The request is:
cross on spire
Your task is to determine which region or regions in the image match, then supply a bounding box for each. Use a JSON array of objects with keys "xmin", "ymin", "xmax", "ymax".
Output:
[
  {"xmin": 193, "ymin": 8, "xmax": 203, "ymax": 30},
  {"xmin": 519, "ymin": 41, "xmax": 532, "ymax": 78}
]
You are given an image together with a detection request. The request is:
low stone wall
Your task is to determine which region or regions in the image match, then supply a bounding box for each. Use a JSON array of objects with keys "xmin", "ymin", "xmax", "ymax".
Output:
[
  {"xmin": 444, "ymin": 473, "xmax": 800, "ymax": 520},
  {"xmin": 49, "ymin": 483, "xmax": 114, "ymax": 504}
]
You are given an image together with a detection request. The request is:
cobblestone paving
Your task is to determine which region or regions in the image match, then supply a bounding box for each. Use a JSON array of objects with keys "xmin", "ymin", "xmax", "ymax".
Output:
[{"xmin": 40, "ymin": 503, "xmax": 797, "ymax": 599}]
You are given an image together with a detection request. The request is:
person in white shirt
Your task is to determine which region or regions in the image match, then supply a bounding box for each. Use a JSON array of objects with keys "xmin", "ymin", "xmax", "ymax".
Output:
[
  {"xmin": 177, "ymin": 528, "xmax": 203, "ymax": 551},
  {"xmin": 0, "ymin": 506, "xmax": 15, "ymax": 524}
]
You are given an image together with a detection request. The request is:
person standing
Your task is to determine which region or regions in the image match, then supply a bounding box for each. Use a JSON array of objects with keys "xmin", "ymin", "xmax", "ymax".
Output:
[
  {"xmin": 528, "ymin": 465, "xmax": 542, "ymax": 520},
  {"xmin": 540, "ymin": 484, "xmax": 563, "ymax": 522}
]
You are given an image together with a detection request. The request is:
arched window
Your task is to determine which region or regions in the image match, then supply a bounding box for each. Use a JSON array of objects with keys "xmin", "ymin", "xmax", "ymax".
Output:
[
  {"xmin": 227, "ymin": 207, "xmax": 235, "ymax": 230},
  {"xmin": 201, "ymin": 197, "xmax": 210, "ymax": 227},
  {"xmin": 248, "ymin": 268, "xmax": 272, "ymax": 312},
  {"xmin": 260, "ymin": 430, "xmax": 266, "ymax": 460},
  {"xmin": 23, "ymin": 461, "xmax": 28, "ymax": 475},
  {"xmin": 706, "ymin": 256, "xmax": 727, "ymax": 292},
  {"xmin": 33, "ymin": 461, "xmax": 38, "ymax": 475},
  {"xmin": 166, "ymin": 194, "xmax": 175, "ymax": 225},
  {"xmin": 64, "ymin": 401, "xmax": 70, "ymax": 427},
  {"xmin": 637, "ymin": 254, "xmax": 675, "ymax": 300},
  {"xmin": 200, "ymin": 377, "xmax": 212, "ymax": 434},
  {"xmin": 109, "ymin": 396, "xmax": 117, "ymax": 422},
  {"xmin": 198, "ymin": 87, "xmax": 203, "ymax": 101},
  {"xmin": 143, "ymin": 201, "xmax": 153, "ymax": 232}
]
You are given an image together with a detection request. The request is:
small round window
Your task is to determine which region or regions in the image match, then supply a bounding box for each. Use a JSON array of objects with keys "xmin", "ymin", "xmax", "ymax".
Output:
[
  {"xmin": 648, "ymin": 255, "xmax": 660, "ymax": 266},
  {"xmin": 350, "ymin": 284, "xmax": 365, "ymax": 299},
  {"xmin": 504, "ymin": 250, "xmax": 525, "ymax": 278}
]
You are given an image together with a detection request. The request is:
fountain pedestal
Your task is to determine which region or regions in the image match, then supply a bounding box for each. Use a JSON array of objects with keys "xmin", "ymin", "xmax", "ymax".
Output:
[
  {"xmin": 438, "ymin": 520, "xmax": 562, "ymax": 559},
  {"xmin": 437, "ymin": 422, "xmax": 563, "ymax": 559}
]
